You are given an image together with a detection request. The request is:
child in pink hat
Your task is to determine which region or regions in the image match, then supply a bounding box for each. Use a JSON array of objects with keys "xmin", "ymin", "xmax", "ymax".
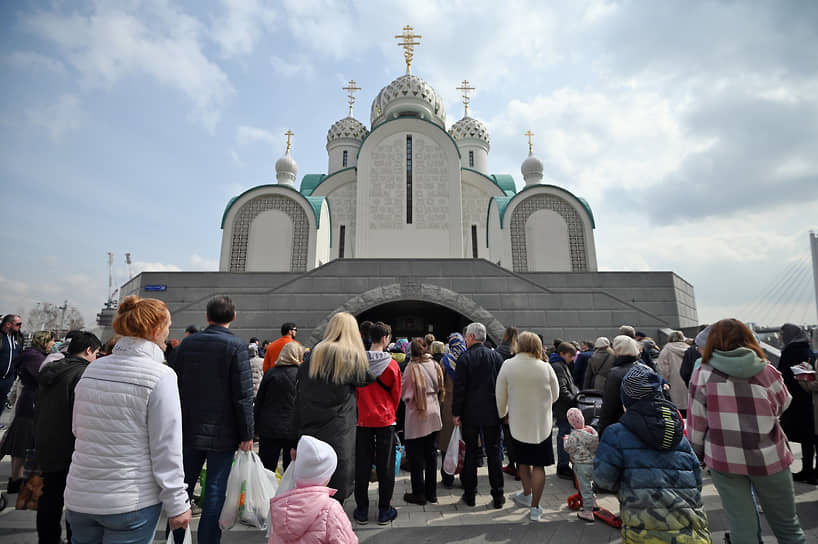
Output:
[{"xmin": 563, "ymin": 407, "xmax": 599, "ymax": 522}]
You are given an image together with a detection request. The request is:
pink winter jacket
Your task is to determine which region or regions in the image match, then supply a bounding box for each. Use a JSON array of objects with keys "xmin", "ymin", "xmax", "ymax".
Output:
[{"xmin": 268, "ymin": 486, "xmax": 358, "ymax": 544}]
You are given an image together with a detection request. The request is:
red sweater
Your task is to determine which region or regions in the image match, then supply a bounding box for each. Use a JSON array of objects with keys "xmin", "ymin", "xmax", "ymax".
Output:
[{"xmin": 356, "ymin": 358, "xmax": 401, "ymax": 427}]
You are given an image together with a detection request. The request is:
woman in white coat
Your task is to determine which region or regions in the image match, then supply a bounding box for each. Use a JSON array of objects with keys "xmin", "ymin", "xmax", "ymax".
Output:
[
  {"xmin": 65, "ymin": 296, "xmax": 191, "ymax": 544},
  {"xmin": 495, "ymin": 332, "xmax": 559, "ymax": 522}
]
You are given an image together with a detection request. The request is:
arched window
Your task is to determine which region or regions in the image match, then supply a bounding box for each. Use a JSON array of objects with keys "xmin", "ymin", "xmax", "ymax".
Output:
[
  {"xmin": 469, "ymin": 150, "xmax": 474, "ymax": 168},
  {"xmin": 342, "ymin": 150, "xmax": 348, "ymax": 167}
]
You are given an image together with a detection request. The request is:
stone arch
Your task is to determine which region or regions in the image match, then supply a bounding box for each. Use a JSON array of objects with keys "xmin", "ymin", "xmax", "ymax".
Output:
[
  {"xmin": 307, "ymin": 283, "xmax": 505, "ymax": 346},
  {"xmin": 510, "ymin": 194, "xmax": 588, "ymax": 272},
  {"xmin": 229, "ymin": 195, "xmax": 309, "ymax": 272}
]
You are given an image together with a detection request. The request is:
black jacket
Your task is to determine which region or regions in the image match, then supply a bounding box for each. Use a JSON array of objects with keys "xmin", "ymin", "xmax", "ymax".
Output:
[
  {"xmin": 551, "ymin": 359, "xmax": 579, "ymax": 421},
  {"xmin": 598, "ymin": 355, "xmax": 640, "ymax": 435},
  {"xmin": 452, "ymin": 342, "xmax": 504, "ymax": 426},
  {"xmin": 778, "ymin": 340, "xmax": 814, "ymax": 444},
  {"xmin": 174, "ymin": 324, "xmax": 254, "ymax": 451},
  {"xmin": 679, "ymin": 344, "xmax": 700, "ymax": 387},
  {"xmin": 255, "ymin": 363, "xmax": 299, "ymax": 439},
  {"xmin": 34, "ymin": 355, "xmax": 90, "ymax": 471},
  {"xmin": 294, "ymin": 352, "xmax": 370, "ymax": 502}
]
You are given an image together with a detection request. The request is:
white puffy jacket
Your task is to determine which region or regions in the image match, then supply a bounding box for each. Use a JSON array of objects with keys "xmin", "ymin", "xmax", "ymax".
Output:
[{"xmin": 65, "ymin": 337, "xmax": 189, "ymax": 517}]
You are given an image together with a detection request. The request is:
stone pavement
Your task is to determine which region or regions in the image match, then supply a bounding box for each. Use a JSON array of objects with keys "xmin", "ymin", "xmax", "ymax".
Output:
[{"xmin": 1, "ymin": 414, "xmax": 817, "ymax": 543}]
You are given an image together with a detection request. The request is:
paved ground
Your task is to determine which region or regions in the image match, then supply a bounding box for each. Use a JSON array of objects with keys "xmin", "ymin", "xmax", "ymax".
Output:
[{"xmin": 1, "ymin": 408, "xmax": 817, "ymax": 543}]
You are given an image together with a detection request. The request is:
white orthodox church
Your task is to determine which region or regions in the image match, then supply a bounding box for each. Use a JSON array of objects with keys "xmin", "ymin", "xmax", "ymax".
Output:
[{"xmin": 219, "ymin": 27, "xmax": 597, "ymax": 275}]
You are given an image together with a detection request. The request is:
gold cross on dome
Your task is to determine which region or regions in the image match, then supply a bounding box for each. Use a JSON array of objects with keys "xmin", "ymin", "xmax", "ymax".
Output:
[
  {"xmin": 395, "ymin": 25, "xmax": 422, "ymax": 73},
  {"xmin": 285, "ymin": 130, "xmax": 294, "ymax": 153},
  {"xmin": 342, "ymin": 80, "xmax": 362, "ymax": 116},
  {"xmin": 525, "ymin": 130, "xmax": 535, "ymax": 153},
  {"xmin": 456, "ymin": 80, "xmax": 475, "ymax": 116}
]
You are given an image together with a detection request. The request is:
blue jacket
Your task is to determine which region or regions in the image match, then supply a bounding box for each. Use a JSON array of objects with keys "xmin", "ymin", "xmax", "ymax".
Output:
[
  {"xmin": 452, "ymin": 342, "xmax": 504, "ymax": 425},
  {"xmin": 174, "ymin": 324, "xmax": 254, "ymax": 451},
  {"xmin": 594, "ymin": 398, "xmax": 710, "ymax": 543}
]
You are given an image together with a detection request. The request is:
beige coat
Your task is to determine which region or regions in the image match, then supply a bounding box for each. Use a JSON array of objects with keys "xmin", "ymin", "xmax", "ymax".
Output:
[
  {"xmin": 495, "ymin": 353, "xmax": 559, "ymax": 444},
  {"xmin": 656, "ymin": 341, "xmax": 690, "ymax": 410},
  {"xmin": 402, "ymin": 357, "xmax": 443, "ymax": 440}
]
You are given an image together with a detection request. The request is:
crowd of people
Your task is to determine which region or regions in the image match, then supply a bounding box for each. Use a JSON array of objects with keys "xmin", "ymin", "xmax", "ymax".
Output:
[{"xmin": 0, "ymin": 302, "xmax": 816, "ymax": 543}]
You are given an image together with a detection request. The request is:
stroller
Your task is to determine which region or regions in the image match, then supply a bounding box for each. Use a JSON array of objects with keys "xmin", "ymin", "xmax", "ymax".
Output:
[{"xmin": 575, "ymin": 389, "xmax": 604, "ymax": 430}]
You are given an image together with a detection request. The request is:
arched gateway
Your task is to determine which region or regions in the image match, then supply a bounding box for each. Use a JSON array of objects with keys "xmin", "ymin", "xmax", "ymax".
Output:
[{"xmin": 306, "ymin": 283, "xmax": 505, "ymax": 346}]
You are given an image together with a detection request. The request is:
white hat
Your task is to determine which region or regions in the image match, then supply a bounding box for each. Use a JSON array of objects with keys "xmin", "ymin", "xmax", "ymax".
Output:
[
  {"xmin": 612, "ymin": 335, "xmax": 640, "ymax": 357},
  {"xmin": 593, "ymin": 336, "xmax": 610, "ymax": 349},
  {"xmin": 294, "ymin": 435, "xmax": 337, "ymax": 488}
]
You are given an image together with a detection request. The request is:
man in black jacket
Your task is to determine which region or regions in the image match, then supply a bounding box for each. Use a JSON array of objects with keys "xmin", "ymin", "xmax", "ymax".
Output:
[
  {"xmin": 34, "ymin": 331, "xmax": 101, "ymax": 544},
  {"xmin": 174, "ymin": 296, "xmax": 254, "ymax": 544},
  {"xmin": 453, "ymin": 322, "xmax": 505, "ymax": 508}
]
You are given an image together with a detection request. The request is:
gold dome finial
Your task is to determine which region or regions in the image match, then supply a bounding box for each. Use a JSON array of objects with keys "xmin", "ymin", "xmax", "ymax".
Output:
[
  {"xmin": 342, "ymin": 80, "xmax": 362, "ymax": 117},
  {"xmin": 525, "ymin": 130, "xmax": 534, "ymax": 153},
  {"xmin": 395, "ymin": 25, "xmax": 422, "ymax": 74},
  {"xmin": 456, "ymin": 80, "xmax": 475, "ymax": 116},
  {"xmin": 285, "ymin": 129, "xmax": 294, "ymax": 153}
]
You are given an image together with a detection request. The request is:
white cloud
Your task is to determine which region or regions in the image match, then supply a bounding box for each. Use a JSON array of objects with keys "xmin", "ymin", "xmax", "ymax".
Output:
[
  {"xmin": 26, "ymin": 94, "xmax": 84, "ymax": 141},
  {"xmin": 237, "ymin": 125, "xmax": 275, "ymax": 146},
  {"xmin": 24, "ymin": 4, "xmax": 234, "ymax": 131},
  {"xmin": 190, "ymin": 254, "xmax": 219, "ymax": 270},
  {"xmin": 230, "ymin": 149, "xmax": 244, "ymax": 166},
  {"xmin": 4, "ymin": 50, "xmax": 65, "ymax": 74},
  {"xmin": 270, "ymin": 55, "xmax": 315, "ymax": 79},
  {"xmin": 211, "ymin": 0, "xmax": 278, "ymax": 58},
  {"xmin": 132, "ymin": 261, "xmax": 182, "ymax": 273},
  {"xmin": 42, "ymin": 256, "xmax": 59, "ymax": 268}
]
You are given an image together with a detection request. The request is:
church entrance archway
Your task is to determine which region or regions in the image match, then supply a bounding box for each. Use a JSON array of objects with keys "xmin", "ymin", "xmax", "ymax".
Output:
[
  {"xmin": 357, "ymin": 300, "xmax": 472, "ymax": 343},
  {"xmin": 306, "ymin": 283, "xmax": 505, "ymax": 346}
]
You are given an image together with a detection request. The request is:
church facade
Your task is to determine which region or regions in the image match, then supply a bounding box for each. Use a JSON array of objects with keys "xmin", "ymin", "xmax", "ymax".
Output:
[{"xmin": 117, "ymin": 28, "xmax": 697, "ymax": 345}]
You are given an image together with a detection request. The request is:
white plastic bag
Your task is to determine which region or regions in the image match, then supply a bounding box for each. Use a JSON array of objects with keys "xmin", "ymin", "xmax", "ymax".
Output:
[
  {"xmin": 164, "ymin": 528, "xmax": 192, "ymax": 544},
  {"xmin": 443, "ymin": 425, "xmax": 465, "ymax": 476},
  {"xmin": 218, "ymin": 450, "xmax": 279, "ymax": 531},
  {"xmin": 274, "ymin": 462, "xmax": 296, "ymax": 497}
]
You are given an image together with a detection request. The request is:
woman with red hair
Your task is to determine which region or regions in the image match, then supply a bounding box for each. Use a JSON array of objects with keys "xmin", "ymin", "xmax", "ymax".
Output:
[
  {"xmin": 688, "ymin": 318, "xmax": 806, "ymax": 543},
  {"xmin": 65, "ymin": 296, "xmax": 191, "ymax": 544}
]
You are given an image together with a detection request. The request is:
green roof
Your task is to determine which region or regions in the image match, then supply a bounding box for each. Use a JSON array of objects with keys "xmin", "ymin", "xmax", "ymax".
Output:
[
  {"xmin": 461, "ymin": 168, "xmax": 519, "ymax": 196},
  {"xmin": 299, "ymin": 174, "xmax": 327, "ymax": 197},
  {"xmin": 220, "ymin": 185, "xmax": 326, "ymax": 229}
]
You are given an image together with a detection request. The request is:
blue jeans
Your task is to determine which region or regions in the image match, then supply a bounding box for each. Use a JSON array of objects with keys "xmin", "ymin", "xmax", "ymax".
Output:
[
  {"xmin": 183, "ymin": 449, "xmax": 234, "ymax": 544},
  {"xmin": 710, "ymin": 467, "xmax": 806, "ymax": 544},
  {"xmin": 66, "ymin": 503, "xmax": 161, "ymax": 544},
  {"xmin": 556, "ymin": 419, "xmax": 571, "ymax": 469}
]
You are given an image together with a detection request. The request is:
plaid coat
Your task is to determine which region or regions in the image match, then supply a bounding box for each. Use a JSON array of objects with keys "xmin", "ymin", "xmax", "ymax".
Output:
[{"xmin": 688, "ymin": 347, "xmax": 793, "ymax": 476}]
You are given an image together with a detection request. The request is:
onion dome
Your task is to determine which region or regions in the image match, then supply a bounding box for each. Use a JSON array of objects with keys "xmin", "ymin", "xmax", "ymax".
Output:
[
  {"xmin": 327, "ymin": 116, "xmax": 368, "ymax": 143},
  {"xmin": 449, "ymin": 116, "xmax": 490, "ymax": 145},
  {"xmin": 370, "ymin": 73, "xmax": 446, "ymax": 128},
  {"xmin": 521, "ymin": 151, "xmax": 544, "ymax": 185},
  {"xmin": 275, "ymin": 150, "xmax": 298, "ymax": 186}
]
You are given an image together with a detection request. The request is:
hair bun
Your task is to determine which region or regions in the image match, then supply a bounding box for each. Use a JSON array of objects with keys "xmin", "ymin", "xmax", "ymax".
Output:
[{"xmin": 118, "ymin": 295, "xmax": 140, "ymax": 312}]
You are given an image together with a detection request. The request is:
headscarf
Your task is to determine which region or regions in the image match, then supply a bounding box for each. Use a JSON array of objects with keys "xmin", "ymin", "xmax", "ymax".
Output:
[
  {"xmin": 781, "ymin": 323, "xmax": 808, "ymax": 347},
  {"xmin": 393, "ymin": 338, "xmax": 409, "ymax": 354},
  {"xmin": 441, "ymin": 332, "xmax": 466, "ymax": 379}
]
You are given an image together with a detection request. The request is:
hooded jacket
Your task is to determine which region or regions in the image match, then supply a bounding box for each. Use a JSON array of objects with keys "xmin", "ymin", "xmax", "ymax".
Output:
[
  {"xmin": 594, "ymin": 397, "xmax": 710, "ymax": 543},
  {"xmin": 597, "ymin": 355, "xmax": 640, "ymax": 434},
  {"xmin": 268, "ymin": 485, "xmax": 358, "ymax": 544},
  {"xmin": 34, "ymin": 354, "xmax": 90, "ymax": 471},
  {"xmin": 355, "ymin": 351, "xmax": 401, "ymax": 428},
  {"xmin": 688, "ymin": 347, "xmax": 792, "ymax": 476}
]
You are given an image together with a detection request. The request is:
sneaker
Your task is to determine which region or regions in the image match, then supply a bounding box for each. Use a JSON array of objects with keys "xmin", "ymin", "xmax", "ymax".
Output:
[
  {"xmin": 377, "ymin": 506, "xmax": 397, "ymax": 525},
  {"xmin": 461, "ymin": 493, "xmax": 476, "ymax": 507},
  {"xmin": 492, "ymin": 495, "xmax": 505, "ymax": 509},
  {"xmin": 353, "ymin": 507, "xmax": 368, "ymax": 525},
  {"xmin": 529, "ymin": 506, "xmax": 543, "ymax": 521},
  {"xmin": 403, "ymin": 492, "xmax": 426, "ymax": 505},
  {"xmin": 577, "ymin": 510, "xmax": 595, "ymax": 522},
  {"xmin": 512, "ymin": 492, "xmax": 532, "ymax": 508}
]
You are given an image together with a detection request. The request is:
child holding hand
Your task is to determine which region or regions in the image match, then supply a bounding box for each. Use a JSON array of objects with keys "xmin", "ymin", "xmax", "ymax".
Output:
[{"xmin": 563, "ymin": 407, "xmax": 599, "ymax": 522}]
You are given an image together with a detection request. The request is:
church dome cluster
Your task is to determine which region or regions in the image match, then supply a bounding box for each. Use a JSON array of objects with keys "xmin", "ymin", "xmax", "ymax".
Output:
[
  {"xmin": 370, "ymin": 73, "xmax": 447, "ymax": 128},
  {"xmin": 326, "ymin": 116, "xmax": 368, "ymax": 143},
  {"xmin": 449, "ymin": 116, "xmax": 490, "ymax": 145}
]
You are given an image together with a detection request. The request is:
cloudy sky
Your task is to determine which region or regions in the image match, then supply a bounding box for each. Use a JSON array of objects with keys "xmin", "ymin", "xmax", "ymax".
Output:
[{"xmin": 1, "ymin": 0, "xmax": 816, "ymax": 331}]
